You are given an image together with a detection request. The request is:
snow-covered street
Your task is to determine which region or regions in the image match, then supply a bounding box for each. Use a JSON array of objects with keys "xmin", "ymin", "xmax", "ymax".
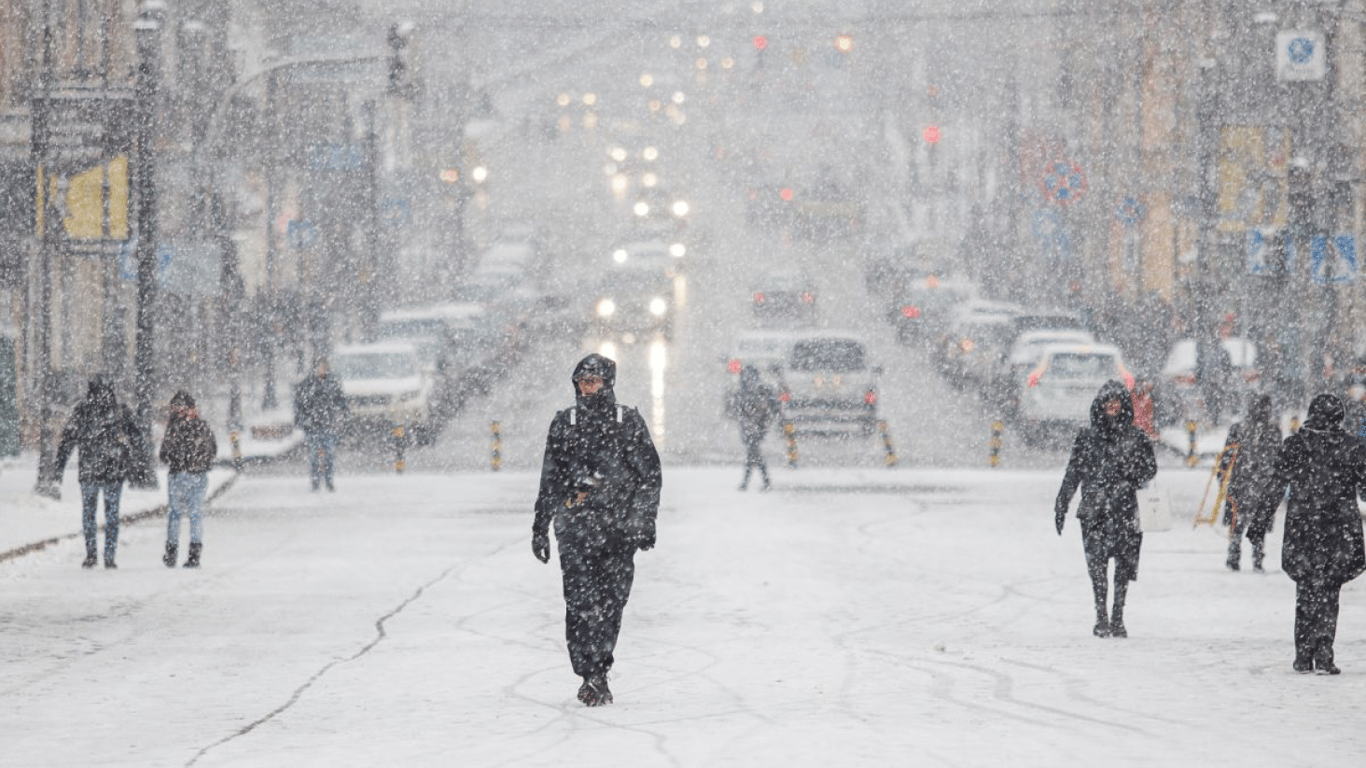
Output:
[{"xmin": 3, "ymin": 465, "xmax": 1361, "ymax": 767}]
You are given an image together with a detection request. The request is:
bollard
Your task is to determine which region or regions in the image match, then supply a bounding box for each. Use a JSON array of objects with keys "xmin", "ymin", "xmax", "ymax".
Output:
[
  {"xmin": 877, "ymin": 420, "xmax": 899, "ymax": 467},
  {"xmin": 1185, "ymin": 420, "xmax": 1199, "ymax": 467},
  {"xmin": 784, "ymin": 421, "xmax": 798, "ymax": 469},
  {"xmin": 229, "ymin": 428, "xmax": 243, "ymax": 472},
  {"xmin": 392, "ymin": 423, "xmax": 407, "ymax": 474},
  {"xmin": 989, "ymin": 420, "xmax": 1004, "ymax": 468},
  {"xmin": 1290, "ymin": 415, "xmax": 1300, "ymax": 434},
  {"xmin": 491, "ymin": 421, "xmax": 502, "ymax": 472}
]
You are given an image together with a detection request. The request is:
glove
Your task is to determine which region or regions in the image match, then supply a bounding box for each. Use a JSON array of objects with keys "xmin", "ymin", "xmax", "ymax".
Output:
[
  {"xmin": 1054, "ymin": 502, "xmax": 1067, "ymax": 536},
  {"xmin": 633, "ymin": 518, "xmax": 656, "ymax": 551},
  {"xmin": 532, "ymin": 531, "xmax": 551, "ymax": 563}
]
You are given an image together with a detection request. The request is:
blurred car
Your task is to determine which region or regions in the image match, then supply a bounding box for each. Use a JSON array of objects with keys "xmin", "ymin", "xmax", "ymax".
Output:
[
  {"xmin": 331, "ymin": 341, "xmax": 437, "ymax": 441},
  {"xmin": 591, "ymin": 263, "xmax": 677, "ymax": 340},
  {"xmin": 609, "ymin": 238, "xmax": 685, "ymax": 276},
  {"xmin": 1017, "ymin": 342, "xmax": 1133, "ymax": 440},
  {"xmin": 886, "ymin": 273, "xmax": 976, "ymax": 345},
  {"xmin": 724, "ymin": 330, "xmax": 799, "ymax": 384},
  {"xmin": 1158, "ymin": 337, "xmax": 1260, "ymax": 425},
  {"xmin": 750, "ymin": 271, "xmax": 818, "ymax": 328},
  {"xmin": 777, "ymin": 334, "xmax": 881, "ymax": 435},
  {"xmin": 933, "ymin": 299, "xmax": 1024, "ymax": 387}
]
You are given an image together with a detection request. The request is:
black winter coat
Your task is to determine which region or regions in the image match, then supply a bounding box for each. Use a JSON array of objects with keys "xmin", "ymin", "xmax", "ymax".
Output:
[
  {"xmin": 1273, "ymin": 394, "xmax": 1366, "ymax": 587},
  {"xmin": 1056, "ymin": 380, "xmax": 1158, "ymax": 526},
  {"xmin": 534, "ymin": 356, "xmax": 662, "ymax": 549},
  {"xmin": 160, "ymin": 415, "xmax": 218, "ymax": 474},
  {"xmin": 54, "ymin": 381, "xmax": 143, "ymax": 485},
  {"xmin": 293, "ymin": 374, "xmax": 349, "ymax": 434},
  {"xmin": 727, "ymin": 367, "xmax": 779, "ymax": 443}
]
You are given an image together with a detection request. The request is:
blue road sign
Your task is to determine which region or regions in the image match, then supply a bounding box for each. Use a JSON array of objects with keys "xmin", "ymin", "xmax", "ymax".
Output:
[
  {"xmin": 1311, "ymin": 234, "xmax": 1357, "ymax": 284},
  {"xmin": 1115, "ymin": 196, "xmax": 1145, "ymax": 227}
]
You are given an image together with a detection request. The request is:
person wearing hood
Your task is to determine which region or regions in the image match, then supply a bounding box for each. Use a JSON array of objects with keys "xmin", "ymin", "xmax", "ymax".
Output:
[
  {"xmin": 159, "ymin": 391, "xmax": 218, "ymax": 568},
  {"xmin": 1269, "ymin": 393, "xmax": 1366, "ymax": 675},
  {"xmin": 51, "ymin": 377, "xmax": 143, "ymax": 569},
  {"xmin": 727, "ymin": 364, "xmax": 779, "ymax": 491},
  {"xmin": 1217, "ymin": 394, "xmax": 1283, "ymax": 572},
  {"xmin": 1055, "ymin": 380, "xmax": 1158, "ymax": 638},
  {"xmin": 532, "ymin": 354, "xmax": 662, "ymax": 707}
]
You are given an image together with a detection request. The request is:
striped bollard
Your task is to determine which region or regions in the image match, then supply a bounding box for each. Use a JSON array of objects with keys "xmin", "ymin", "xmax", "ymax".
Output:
[
  {"xmin": 392, "ymin": 423, "xmax": 407, "ymax": 474},
  {"xmin": 1290, "ymin": 415, "xmax": 1300, "ymax": 434},
  {"xmin": 229, "ymin": 428, "xmax": 243, "ymax": 472},
  {"xmin": 491, "ymin": 421, "xmax": 502, "ymax": 472},
  {"xmin": 878, "ymin": 420, "xmax": 899, "ymax": 467},
  {"xmin": 989, "ymin": 420, "xmax": 1003, "ymax": 468},
  {"xmin": 1185, "ymin": 420, "xmax": 1199, "ymax": 467},
  {"xmin": 784, "ymin": 421, "xmax": 798, "ymax": 469}
]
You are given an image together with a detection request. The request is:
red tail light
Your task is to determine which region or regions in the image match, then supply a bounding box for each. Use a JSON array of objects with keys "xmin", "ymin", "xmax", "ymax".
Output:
[
  {"xmin": 901, "ymin": 305, "xmax": 920, "ymax": 319},
  {"xmin": 753, "ymin": 292, "xmax": 766, "ymax": 304},
  {"xmin": 801, "ymin": 291, "xmax": 815, "ymax": 304},
  {"xmin": 863, "ymin": 389, "xmax": 877, "ymax": 405},
  {"xmin": 1027, "ymin": 371, "xmax": 1041, "ymax": 388},
  {"xmin": 960, "ymin": 338, "xmax": 975, "ymax": 353},
  {"xmin": 778, "ymin": 389, "xmax": 791, "ymax": 403},
  {"xmin": 727, "ymin": 359, "xmax": 742, "ymax": 374}
]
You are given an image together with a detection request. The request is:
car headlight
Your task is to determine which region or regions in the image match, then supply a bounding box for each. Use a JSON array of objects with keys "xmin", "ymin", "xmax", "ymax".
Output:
[
  {"xmin": 672, "ymin": 200, "xmax": 690, "ymax": 217},
  {"xmin": 649, "ymin": 297, "xmax": 668, "ymax": 316},
  {"xmin": 633, "ymin": 201, "xmax": 650, "ymax": 217},
  {"xmin": 597, "ymin": 299, "xmax": 616, "ymax": 317},
  {"xmin": 670, "ymin": 242, "xmax": 686, "ymax": 258}
]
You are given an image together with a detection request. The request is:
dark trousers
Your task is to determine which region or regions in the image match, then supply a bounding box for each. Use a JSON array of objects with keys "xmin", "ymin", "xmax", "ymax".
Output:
[
  {"xmin": 558, "ymin": 538, "xmax": 636, "ymax": 678},
  {"xmin": 1294, "ymin": 581, "xmax": 1342, "ymax": 665},
  {"xmin": 740, "ymin": 436, "xmax": 769, "ymax": 488}
]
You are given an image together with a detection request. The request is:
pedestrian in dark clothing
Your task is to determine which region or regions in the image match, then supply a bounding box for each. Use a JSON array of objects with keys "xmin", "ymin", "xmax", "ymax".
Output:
[
  {"xmin": 1197, "ymin": 338, "xmax": 1234, "ymax": 426},
  {"xmin": 159, "ymin": 391, "xmax": 218, "ymax": 568},
  {"xmin": 727, "ymin": 365, "xmax": 779, "ymax": 491},
  {"xmin": 1217, "ymin": 394, "xmax": 1282, "ymax": 572},
  {"xmin": 52, "ymin": 377, "xmax": 143, "ymax": 569},
  {"xmin": 1055, "ymin": 380, "xmax": 1158, "ymax": 638},
  {"xmin": 1270, "ymin": 393, "xmax": 1366, "ymax": 675},
  {"xmin": 532, "ymin": 354, "xmax": 662, "ymax": 707},
  {"xmin": 293, "ymin": 358, "xmax": 348, "ymax": 491}
]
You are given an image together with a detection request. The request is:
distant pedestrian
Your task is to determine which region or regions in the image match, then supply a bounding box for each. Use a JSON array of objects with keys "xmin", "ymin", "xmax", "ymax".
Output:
[
  {"xmin": 1055, "ymin": 380, "xmax": 1158, "ymax": 638},
  {"xmin": 159, "ymin": 391, "xmax": 218, "ymax": 568},
  {"xmin": 532, "ymin": 354, "xmax": 662, "ymax": 707},
  {"xmin": 1197, "ymin": 337, "xmax": 1234, "ymax": 426},
  {"xmin": 293, "ymin": 357, "xmax": 348, "ymax": 491},
  {"xmin": 1216, "ymin": 394, "xmax": 1282, "ymax": 573},
  {"xmin": 727, "ymin": 364, "xmax": 779, "ymax": 491},
  {"xmin": 51, "ymin": 377, "xmax": 144, "ymax": 569},
  {"xmin": 1270, "ymin": 393, "xmax": 1366, "ymax": 675}
]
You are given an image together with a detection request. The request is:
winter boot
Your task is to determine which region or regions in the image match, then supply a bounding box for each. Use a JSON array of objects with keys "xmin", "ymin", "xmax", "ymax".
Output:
[
  {"xmin": 163, "ymin": 543, "xmax": 178, "ymax": 568},
  {"xmin": 184, "ymin": 543, "xmax": 201, "ymax": 569},
  {"xmin": 1225, "ymin": 540, "xmax": 1241, "ymax": 572},
  {"xmin": 82, "ymin": 551, "xmax": 98, "ymax": 569},
  {"xmin": 1092, "ymin": 603, "xmax": 1110, "ymax": 638},
  {"xmin": 1109, "ymin": 583, "xmax": 1128, "ymax": 638},
  {"xmin": 579, "ymin": 673, "xmax": 612, "ymax": 707},
  {"xmin": 1251, "ymin": 540, "xmax": 1266, "ymax": 574}
]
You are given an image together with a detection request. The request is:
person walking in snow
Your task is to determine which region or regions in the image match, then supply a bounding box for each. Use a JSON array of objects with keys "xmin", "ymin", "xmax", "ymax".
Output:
[
  {"xmin": 1216, "ymin": 394, "xmax": 1282, "ymax": 573},
  {"xmin": 159, "ymin": 391, "xmax": 218, "ymax": 568},
  {"xmin": 293, "ymin": 357, "xmax": 348, "ymax": 491},
  {"xmin": 1269, "ymin": 393, "xmax": 1366, "ymax": 675},
  {"xmin": 1055, "ymin": 380, "xmax": 1158, "ymax": 638},
  {"xmin": 727, "ymin": 364, "xmax": 779, "ymax": 491},
  {"xmin": 51, "ymin": 376, "xmax": 144, "ymax": 569},
  {"xmin": 532, "ymin": 354, "xmax": 662, "ymax": 707}
]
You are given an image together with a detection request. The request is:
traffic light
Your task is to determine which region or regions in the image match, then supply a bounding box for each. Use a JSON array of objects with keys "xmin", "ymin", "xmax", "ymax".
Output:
[
  {"xmin": 922, "ymin": 125, "xmax": 941, "ymax": 144},
  {"xmin": 753, "ymin": 35, "xmax": 767, "ymax": 69}
]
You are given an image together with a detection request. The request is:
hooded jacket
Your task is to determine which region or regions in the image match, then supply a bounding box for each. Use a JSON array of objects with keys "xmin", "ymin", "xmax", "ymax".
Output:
[
  {"xmin": 727, "ymin": 365, "xmax": 779, "ymax": 442},
  {"xmin": 293, "ymin": 369, "xmax": 349, "ymax": 434},
  {"xmin": 533, "ymin": 354, "xmax": 662, "ymax": 547},
  {"xmin": 1273, "ymin": 394, "xmax": 1366, "ymax": 586},
  {"xmin": 1056, "ymin": 380, "xmax": 1158, "ymax": 524},
  {"xmin": 159, "ymin": 391, "xmax": 219, "ymax": 475},
  {"xmin": 1219, "ymin": 394, "xmax": 1282, "ymax": 513},
  {"xmin": 53, "ymin": 378, "xmax": 143, "ymax": 484}
]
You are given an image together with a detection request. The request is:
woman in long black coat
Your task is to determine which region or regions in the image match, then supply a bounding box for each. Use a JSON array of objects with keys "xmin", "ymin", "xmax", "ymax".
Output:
[
  {"xmin": 1055, "ymin": 380, "xmax": 1158, "ymax": 638},
  {"xmin": 1271, "ymin": 393, "xmax": 1366, "ymax": 674},
  {"xmin": 1218, "ymin": 394, "xmax": 1283, "ymax": 572}
]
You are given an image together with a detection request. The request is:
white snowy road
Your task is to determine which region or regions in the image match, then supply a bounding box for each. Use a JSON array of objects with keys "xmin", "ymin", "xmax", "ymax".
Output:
[{"xmin": 2, "ymin": 465, "xmax": 1362, "ymax": 767}]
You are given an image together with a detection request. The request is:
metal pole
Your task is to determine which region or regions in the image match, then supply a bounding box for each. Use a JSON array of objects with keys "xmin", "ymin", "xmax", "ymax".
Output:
[
  {"xmin": 31, "ymin": 0, "xmax": 56, "ymax": 495},
  {"xmin": 262, "ymin": 69, "xmax": 279, "ymax": 410},
  {"xmin": 131, "ymin": 5, "xmax": 163, "ymax": 489}
]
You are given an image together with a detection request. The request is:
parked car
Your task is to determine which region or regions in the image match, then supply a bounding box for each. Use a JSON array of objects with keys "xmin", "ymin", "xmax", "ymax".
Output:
[
  {"xmin": 934, "ymin": 299, "xmax": 1024, "ymax": 389},
  {"xmin": 1016, "ymin": 342, "xmax": 1133, "ymax": 442},
  {"xmin": 331, "ymin": 341, "xmax": 437, "ymax": 443},
  {"xmin": 777, "ymin": 334, "xmax": 881, "ymax": 435},
  {"xmin": 1157, "ymin": 336, "xmax": 1260, "ymax": 426},
  {"xmin": 885, "ymin": 273, "xmax": 976, "ymax": 345}
]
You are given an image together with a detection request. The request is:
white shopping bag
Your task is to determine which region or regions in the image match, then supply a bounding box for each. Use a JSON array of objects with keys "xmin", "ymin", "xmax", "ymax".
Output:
[{"xmin": 1136, "ymin": 485, "xmax": 1172, "ymax": 532}]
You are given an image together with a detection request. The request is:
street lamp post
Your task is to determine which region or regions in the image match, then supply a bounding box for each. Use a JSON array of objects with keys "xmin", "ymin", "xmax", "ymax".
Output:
[
  {"xmin": 131, "ymin": 1, "xmax": 165, "ymax": 489},
  {"xmin": 31, "ymin": 0, "xmax": 57, "ymax": 496}
]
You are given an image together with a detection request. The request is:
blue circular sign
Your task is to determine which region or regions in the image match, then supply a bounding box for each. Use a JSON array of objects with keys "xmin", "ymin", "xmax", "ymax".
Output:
[{"xmin": 1288, "ymin": 37, "xmax": 1314, "ymax": 64}]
